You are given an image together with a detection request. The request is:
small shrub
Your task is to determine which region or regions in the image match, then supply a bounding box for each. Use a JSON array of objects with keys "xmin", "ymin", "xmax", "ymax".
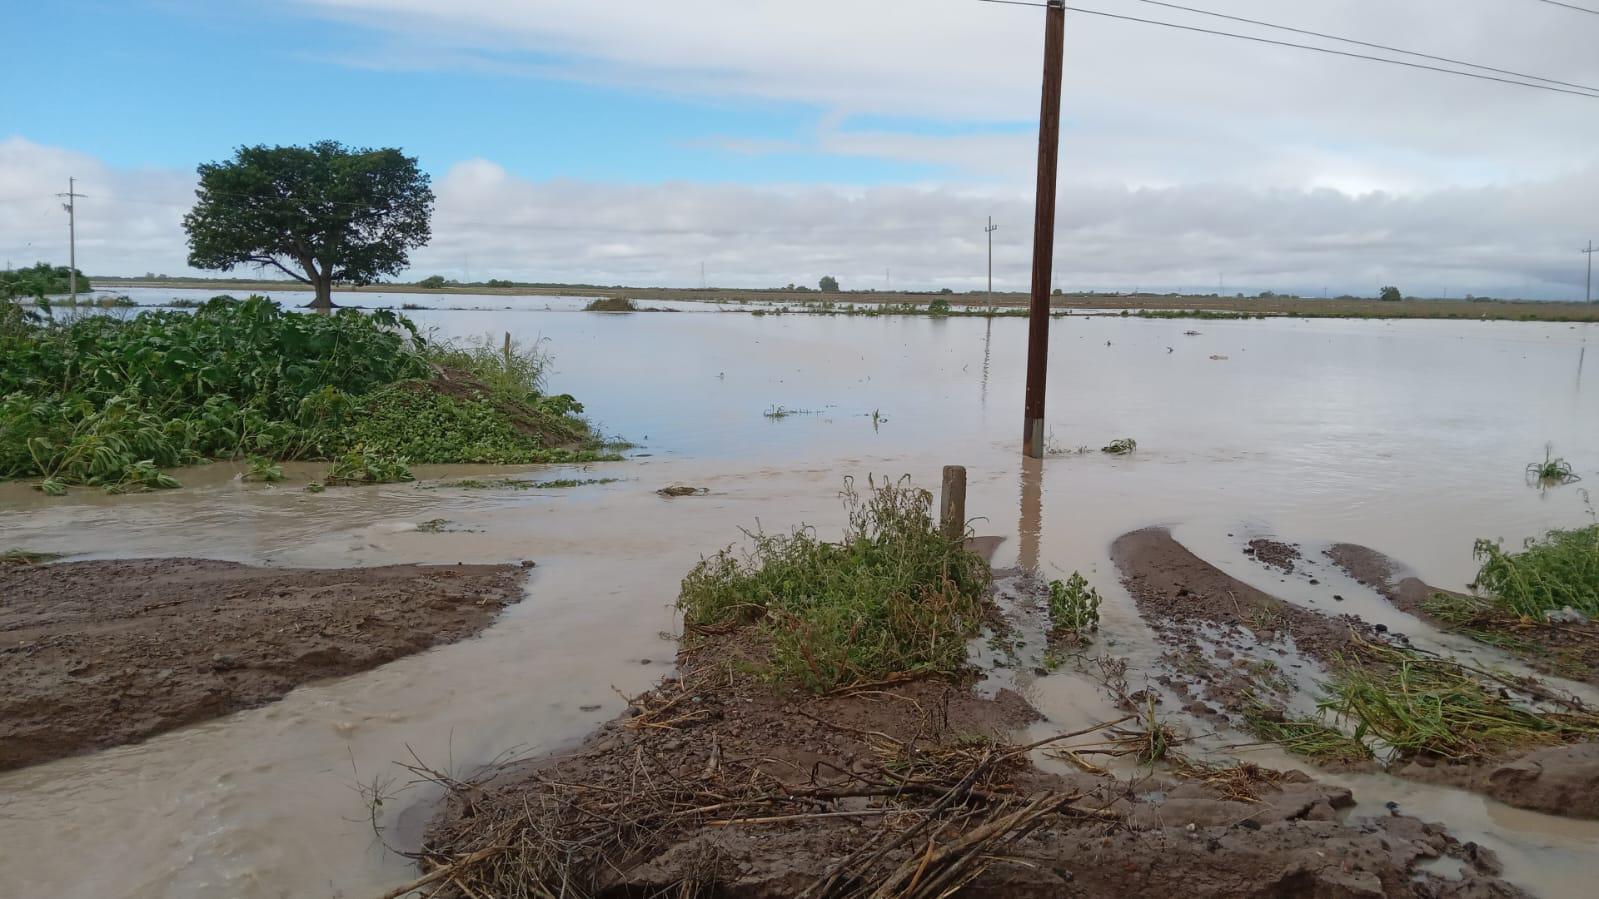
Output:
[
  {"xmin": 1526, "ymin": 444, "xmax": 1580, "ymax": 486},
  {"xmin": 583, "ymin": 297, "xmax": 638, "ymax": 312},
  {"xmin": 1101, "ymin": 437, "xmax": 1137, "ymax": 455},
  {"xmin": 1048, "ymin": 572, "xmax": 1102, "ymax": 638},
  {"xmin": 243, "ymin": 456, "xmax": 285, "ymax": 482},
  {"xmin": 1471, "ymin": 525, "xmax": 1599, "ymax": 619},
  {"xmin": 678, "ymin": 477, "xmax": 990, "ymax": 691}
]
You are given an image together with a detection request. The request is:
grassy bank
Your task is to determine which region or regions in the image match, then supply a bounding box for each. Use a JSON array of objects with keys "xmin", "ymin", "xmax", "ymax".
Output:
[
  {"xmin": 0, "ymin": 296, "xmax": 613, "ymax": 494},
  {"xmin": 678, "ymin": 477, "xmax": 990, "ymax": 691}
]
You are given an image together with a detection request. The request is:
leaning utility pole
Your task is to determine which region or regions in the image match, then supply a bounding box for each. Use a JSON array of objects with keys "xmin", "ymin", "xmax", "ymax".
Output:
[
  {"xmin": 1023, "ymin": 0, "xmax": 1066, "ymax": 458},
  {"xmin": 985, "ymin": 217, "xmax": 999, "ymax": 302},
  {"xmin": 57, "ymin": 178, "xmax": 85, "ymax": 304},
  {"xmin": 1585, "ymin": 241, "xmax": 1595, "ymax": 303}
]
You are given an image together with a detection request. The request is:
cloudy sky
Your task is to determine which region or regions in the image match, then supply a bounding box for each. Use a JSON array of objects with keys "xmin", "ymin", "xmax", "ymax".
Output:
[{"xmin": 4, "ymin": 0, "xmax": 1598, "ymax": 297}]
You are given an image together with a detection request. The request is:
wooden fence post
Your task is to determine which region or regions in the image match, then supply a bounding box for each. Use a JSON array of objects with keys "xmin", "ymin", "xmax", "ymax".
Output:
[{"xmin": 940, "ymin": 465, "xmax": 967, "ymax": 541}]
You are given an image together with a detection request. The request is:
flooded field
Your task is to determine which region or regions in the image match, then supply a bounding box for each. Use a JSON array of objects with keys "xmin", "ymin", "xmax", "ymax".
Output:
[{"xmin": 3, "ymin": 291, "xmax": 1597, "ymax": 897}]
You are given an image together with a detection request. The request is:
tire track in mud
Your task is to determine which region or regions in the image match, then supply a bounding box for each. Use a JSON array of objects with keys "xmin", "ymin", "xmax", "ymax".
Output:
[{"xmin": 1112, "ymin": 527, "xmax": 1599, "ymax": 820}]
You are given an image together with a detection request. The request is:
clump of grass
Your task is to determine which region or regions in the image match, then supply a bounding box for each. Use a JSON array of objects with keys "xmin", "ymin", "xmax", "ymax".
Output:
[
  {"xmin": 678, "ymin": 477, "xmax": 990, "ymax": 692},
  {"xmin": 762, "ymin": 405, "xmax": 817, "ymax": 420},
  {"xmin": 1101, "ymin": 437, "xmax": 1137, "ymax": 455},
  {"xmin": 583, "ymin": 297, "xmax": 638, "ymax": 312},
  {"xmin": 657, "ymin": 485, "xmax": 708, "ymax": 497},
  {"xmin": 1318, "ymin": 645, "xmax": 1599, "ymax": 762},
  {"xmin": 1468, "ymin": 525, "xmax": 1599, "ymax": 620},
  {"xmin": 1047, "ymin": 572, "xmax": 1102, "ymax": 640},
  {"xmin": 1526, "ymin": 444, "xmax": 1581, "ymax": 486},
  {"xmin": 416, "ymin": 518, "xmax": 451, "ymax": 533},
  {"xmin": 242, "ymin": 456, "xmax": 285, "ymax": 482},
  {"xmin": 1242, "ymin": 697, "xmax": 1373, "ymax": 765},
  {"xmin": 324, "ymin": 449, "xmax": 414, "ymax": 485},
  {"xmin": 1, "ymin": 549, "xmax": 60, "ymax": 566}
]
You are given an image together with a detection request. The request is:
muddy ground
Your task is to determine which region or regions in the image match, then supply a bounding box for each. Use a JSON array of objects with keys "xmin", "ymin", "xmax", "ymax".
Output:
[
  {"xmin": 1112, "ymin": 528, "xmax": 1599, "ymax": 819},
  {"xmin": 411, "ymin": 578, "xmax": 1524, "ymax": 899},
  {"xmin": 1326, "ymin": 543, "xmax": 1599, "ymax": 688},
  {"xmin": 0, "ymin": 558, "xmax": 529, "ymax": 772}
]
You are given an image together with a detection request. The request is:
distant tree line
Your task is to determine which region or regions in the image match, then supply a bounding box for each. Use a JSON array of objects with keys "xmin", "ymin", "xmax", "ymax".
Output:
[{"xmin": 1, "ymin": 263, "xmax": 91, "ymax": 300}]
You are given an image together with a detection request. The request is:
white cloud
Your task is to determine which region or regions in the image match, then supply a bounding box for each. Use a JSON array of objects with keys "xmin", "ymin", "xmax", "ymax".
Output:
[
  {"xmin": 7, "ymin": 138, "xmax": 1592, "ymax": 298},
  {"xmin": 292, "ymin": 0, "xmax": 1599, "ymax": 190}
]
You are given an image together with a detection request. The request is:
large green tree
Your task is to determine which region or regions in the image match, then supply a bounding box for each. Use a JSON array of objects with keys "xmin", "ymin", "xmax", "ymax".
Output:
[{"xmin": 183, "ymin": 141, "xmax": 434, "ymax": 309}]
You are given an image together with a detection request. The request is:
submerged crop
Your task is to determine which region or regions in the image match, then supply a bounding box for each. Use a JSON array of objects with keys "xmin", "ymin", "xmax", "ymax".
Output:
[{"xmin": 0, "ymin": 295, "xmax": 612, "ymax": 493}]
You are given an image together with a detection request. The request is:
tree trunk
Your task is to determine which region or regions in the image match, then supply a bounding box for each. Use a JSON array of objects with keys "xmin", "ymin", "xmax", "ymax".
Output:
[{"xmin": 308, "ymin": 277, "xmax": 335, "ymax": 310}]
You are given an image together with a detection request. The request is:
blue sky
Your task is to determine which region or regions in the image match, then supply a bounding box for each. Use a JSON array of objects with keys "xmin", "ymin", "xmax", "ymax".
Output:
[
  {"xmin": 4, "ymin": 0, "xmax": 1597, "ymax": 297},
  {"xmin": 5, "ymin": 0, "xmax": 972, "ymax": 185}
]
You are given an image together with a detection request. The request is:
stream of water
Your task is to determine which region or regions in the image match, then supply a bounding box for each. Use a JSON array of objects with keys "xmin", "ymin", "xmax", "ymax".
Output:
[{"xmin": 3, "ymin": 289, "xmax": 1596, "ymax": 897}]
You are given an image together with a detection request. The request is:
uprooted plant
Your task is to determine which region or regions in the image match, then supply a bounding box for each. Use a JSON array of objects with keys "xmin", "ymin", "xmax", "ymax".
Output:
[{"xmin": 678, "ymin": 476, "xmax": 990, "ymax": 692}]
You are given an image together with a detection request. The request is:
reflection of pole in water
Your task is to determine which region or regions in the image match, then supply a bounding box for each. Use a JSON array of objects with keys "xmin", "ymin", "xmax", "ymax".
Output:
[
  {"xmin": 981, "ymin": 317, "xmax": 994, "ymax": 408},
  {"xmin": 1018, "ymin": 455, "xmax": 1043, "ymax": 571},
  {"xmin": 1578, "ymin": 345, "xmax": 1586, "ymax": 390}
]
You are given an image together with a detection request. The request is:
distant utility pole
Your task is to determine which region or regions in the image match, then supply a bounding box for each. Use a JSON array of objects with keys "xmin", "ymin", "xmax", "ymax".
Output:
[
  {"xmin": 1023, "ymin": 0, "xmax": 1065, "ymax": 458},
  {"xmin": 1585, "ymin": 241, "xmax": 1595, "ymax": 303},
  {"xmin": 985, "ymin": 217, "xmax": 999, "ymax": 301},
  {"xmin": 57, "ymin": 177, "xmax": 85, "ymax": 303}
]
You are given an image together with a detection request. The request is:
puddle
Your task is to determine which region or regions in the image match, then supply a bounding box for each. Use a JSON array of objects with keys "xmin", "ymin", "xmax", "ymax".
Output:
[{"xmin": 2, "ymin": 306, "xmax": 1596, "ymax": 897}]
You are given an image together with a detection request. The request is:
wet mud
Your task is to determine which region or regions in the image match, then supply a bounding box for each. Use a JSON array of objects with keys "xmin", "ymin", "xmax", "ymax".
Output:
[
  {"xmin": 1113, "ymin": 529, "xmax": 1599, "ymax": 821},
  {"xmin": 411, "ymin": 585, "xmax": 1525, "ymax": 898},
  {"xmin": 1326, "ymin": 543, "xmax": 1599, "ymax": 687},
  {"xmin": 0, "ymin": 557, "xmax": 529, "ymax": 772}
]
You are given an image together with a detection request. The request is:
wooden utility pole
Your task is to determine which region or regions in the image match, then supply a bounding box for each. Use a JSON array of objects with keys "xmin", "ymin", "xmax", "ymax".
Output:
[
  {"xmin": 1023, "ymin": 0, "xmax": 1066, "ymax": 458},
  {"xmin": 940, "ymin": 465, "xmax": 967, "ymax": 541},
  {"xmin": 58, "ymin": 177, "xmax": 85, "ymax": 304},
  {"xmin": 985, "ymin": 216, "xmax": 998, "ymax": 303}
]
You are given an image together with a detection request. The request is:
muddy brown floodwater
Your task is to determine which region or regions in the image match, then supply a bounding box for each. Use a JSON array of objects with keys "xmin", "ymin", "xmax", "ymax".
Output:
[
  {"xmin": 0, "ymin": 558, "xmax": 529, "ymax": 771},
  {"xmin": 1, "ymin": 303, "xmax": 1597, "ymax": 897}
]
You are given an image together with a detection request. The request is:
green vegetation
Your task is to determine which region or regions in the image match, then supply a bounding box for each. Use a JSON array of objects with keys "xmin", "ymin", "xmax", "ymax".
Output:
[
  {"xmin": 1047, "ymin": 572, "xmax": 1102, "ymax": 639},
  {"xmin": 1101, "ymin": 437, "xmax": 1137, "ymax": 455},
  {"xmin": 243, "ymin": 456, "xmax": 285, "ymax": 482},
  {"xmin": 1, "ymin": 549, "xmax": 61, "ymax": 566},
  {"xmin": 1, "ymin": 263, "xmax": 91, "ymax": 300},
  {"xmin": 417, "ymin": 275, "xmax": 450, "ymax": 289},
  {"xmin": 185, "ymin": 141, "xmax": 434, "ymax": 310},
  {"xmin": 678, "ymin": 477, "xmax": 990, "ymax": 692},
  {"xmin": 819, "ymin": 275, "xmax": 840, "ymax": 293},
  {"xmin": 325, "ymin": 449, "xmax": 414, "ymax": 485},
  {"xmin": 1468, "ymin": 525, "xmax": 1599, "ymax": 619},
  {"xmin": 1242, "ymin": 700, "xmax": 1374, "ymax": 765},
  {"xmin": 1, "ymin": 295, "xmax": 607, "ymax": 494},
  {"xmin": 1379, "ymin": 286, "xmax": 1404, "ymax": 302},
  {"xmin": 583, "ymin": 297, "xmax": 638, "ymax": 312},
  {"xmin": 1135, "ymin": 309, "xmax": 1266, "ymax": 320},
  {"xmin": 1319, "ymin": 645, "xmax": 1599, "ymax": 761},
  {"xmin": 1526, "ymin": 445, "xmax": 1581, "ymax": 486},
  {"xmin": 762, "ymin": 405, "xmax": 817, "ymax": 420},
  {"xmin": 424, "ymin": 476, "xmax": 619, "ymax": 490}
]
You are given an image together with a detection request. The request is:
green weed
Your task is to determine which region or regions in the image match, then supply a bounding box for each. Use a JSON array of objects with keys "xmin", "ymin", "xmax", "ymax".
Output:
[
  {"xmin": 1101, "ymin": 438, "xmax": 1138, "ymax": 455},
  {"xmin": 324, "ymin": 449, "xmax": 414, "ymax": 485},
  {"xmin": 1470, "ymin": 525, "xmax": 1599, "ymax": 619},
  {"xmin": 1242, "ymin": 699, "xmax": 1373, "ymax": 765},
  {"xmin": 1048, "ymin": 572, "xmax": 1102, "ymax": 639},
  {"xmin": 1, "ymin": 548, "xmax": 61, "ymax": 566},
  {"xmin": 1319, "ymin": 645, "xmax": 1599, "ymax": 761},
  {"xmin": 243, "ymin": 456, "xmax": 285, "ymax": 482},
  {"xmin": 1526, "ymin": 444, "xmax": 1581, "ymax": 486},
  {"xmin": 678, "ymin": 477, "xmax": 990, "ymax": 692}
]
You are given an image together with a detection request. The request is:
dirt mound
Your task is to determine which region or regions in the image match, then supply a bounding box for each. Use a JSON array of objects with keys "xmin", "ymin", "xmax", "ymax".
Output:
[
  {"xmin": 1246, "ymin": 539, "xmax": 1301, "ymax": 573},
  {"xmin": 0, "ymin": 558, "xmax": 528, "ymax": 772},
  {"xmin": 405, "ymin": 626, "xmax": 1523, "ymax": 898},
  {"xmin": 1327, "ymin": 543, "xmax": 1599, "ymax": 687}
]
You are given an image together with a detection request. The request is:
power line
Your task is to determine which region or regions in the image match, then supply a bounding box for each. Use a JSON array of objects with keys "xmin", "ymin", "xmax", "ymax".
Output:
[
  {"xmin": 1531, "ymin": 0, "xmax": 1599, "ymax": 16},
  {"xmin": 1127, "ymin": 0, "xmax": 1599, "ymax": 94},
  {"xmin": 978, "ymin": 0, "xmax": 1599, "ymax": 99}
]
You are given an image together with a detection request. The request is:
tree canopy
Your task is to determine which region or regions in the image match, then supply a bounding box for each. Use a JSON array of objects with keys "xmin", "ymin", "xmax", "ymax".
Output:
[
  {"xmin": 819, "ymin": 275, "xmax": 840, "ymax": 293},
  {"xmin": 1379, "ymin": 286, "xmax": 1403, "ymax": 302},
  {"xmin": 183, "ymin": 141, "xmax": 434, "ymax": 309},
  {"xmin": 1, "ymin": 263, "xmax": 90, "ymax": 300}
]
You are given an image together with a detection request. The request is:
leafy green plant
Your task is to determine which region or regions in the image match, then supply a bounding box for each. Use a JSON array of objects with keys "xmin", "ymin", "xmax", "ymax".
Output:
[
  {"xmin": 1101, "ymin": 438, "xmax": 1137, "ymax": 455},
  {"xmin": 243, "ymin": 456, "xmax": 285, "ymax": 482},
  {"xmin": 1241, "ymin": 697, "xmax": 1372, "ymax": 765},
  {"xmin": 104, "ymin": 459, "xmax": 181, "ymax": 494},
  {"xmin": 1048, "ymin": 572, "xmax": 1102, "ymax": 639},
  {"xmin": 1, "ymin": 548, "xmax": 61, "ymax": 566},
  {"xmin": 678, "ymin": 477, "xmax": 990, "ymax": 692},
  {"xmin": 1470, "ymin": 525, "xmax": 1599, "ymax": 619},
  {"xmin": 324, "ymin": 449, "xmax": 414, "ymax": 485}
]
